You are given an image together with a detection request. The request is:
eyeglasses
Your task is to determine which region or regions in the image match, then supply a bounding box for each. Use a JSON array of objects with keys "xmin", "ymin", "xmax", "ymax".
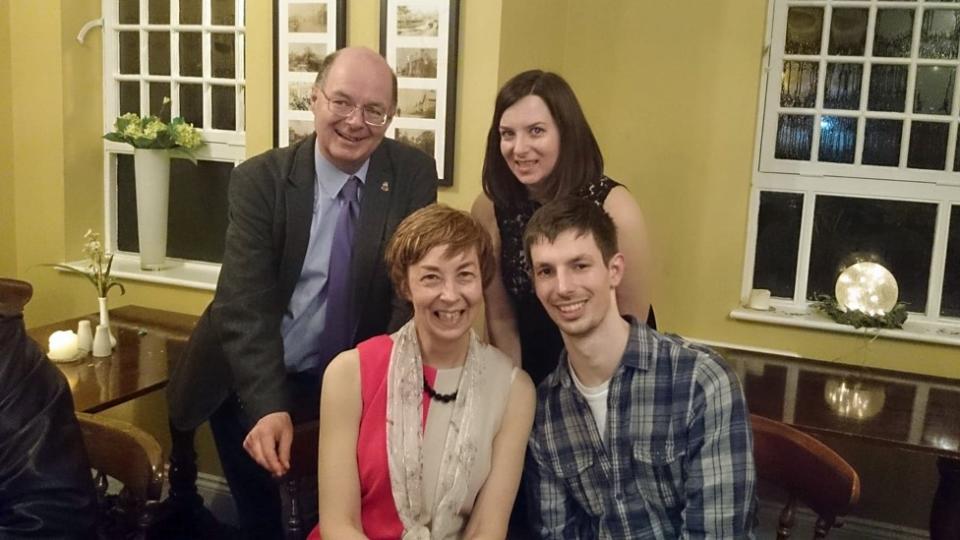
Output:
[{"xmin": 317, "ymin": 89, "xmax": 390, "ymax": 127}]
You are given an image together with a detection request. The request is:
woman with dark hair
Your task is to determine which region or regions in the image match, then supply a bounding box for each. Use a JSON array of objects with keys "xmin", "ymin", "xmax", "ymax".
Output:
[
  {"xmin": 471, "ymin": 70, "xmax": 653, "ymax": 385},
  {"xmin": 311, "ymin": 204, "xmax": 535, "ymax": 540}
]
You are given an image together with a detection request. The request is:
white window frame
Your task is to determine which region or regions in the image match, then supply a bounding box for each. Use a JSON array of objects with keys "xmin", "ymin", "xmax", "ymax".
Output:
[
  {"xmin": 99, "ymin": 0, "xmax": 247, "ymax": 289},
  {"xmin": 738, "ymin": 0, "xmax": 960, "ymax": 346}
]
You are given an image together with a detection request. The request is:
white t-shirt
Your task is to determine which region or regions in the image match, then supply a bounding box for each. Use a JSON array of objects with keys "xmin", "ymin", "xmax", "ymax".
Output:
[{"xmin": 569, "ymin": 365, "xmax": 611, "ymax": 444}]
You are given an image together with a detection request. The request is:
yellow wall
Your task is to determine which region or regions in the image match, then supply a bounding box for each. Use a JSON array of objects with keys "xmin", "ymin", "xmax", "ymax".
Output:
[
  {"xmin": 497, "ymin": 0, "xmax": 567, "ymax": 80},
  {"xmin": 0, "ymin": 1, "xmax": 14, "ymax": 278}
]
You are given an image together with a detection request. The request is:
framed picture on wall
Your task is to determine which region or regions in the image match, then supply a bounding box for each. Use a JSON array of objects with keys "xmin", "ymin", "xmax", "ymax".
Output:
[
  {"xmin": 380, "ymin": 0, "xmax": 460, "ymax": 186},
  {"xmin": 274, "ymin": 0, "xmax": 346, "ymax": 147}
]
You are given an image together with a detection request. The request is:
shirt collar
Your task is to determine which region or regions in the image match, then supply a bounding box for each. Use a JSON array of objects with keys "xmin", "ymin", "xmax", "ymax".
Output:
[
  {"xmin": 549, "ymin": 315, "xmax": 651, "ymax": 390},
  {"xmin": 314, "ymin": 146, "xmax": 369, "ymax": 200}
]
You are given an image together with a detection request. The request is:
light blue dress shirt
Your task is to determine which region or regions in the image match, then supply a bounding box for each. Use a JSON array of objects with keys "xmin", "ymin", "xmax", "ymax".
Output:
[{"xmin": 281, "ymin": 146, "xmax": 368, "ymax": 373}]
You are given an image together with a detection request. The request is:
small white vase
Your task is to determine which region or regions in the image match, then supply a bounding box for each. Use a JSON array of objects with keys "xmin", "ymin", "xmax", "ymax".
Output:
[
  {"xmin": 76, "ymin": 320, "xmax": 93, "ymax": 353},
  {"xmin": 97, "ymin": 296, "xmax": 116, "ymax": 348},
  {"xmin": 133, "ymin": 148, "xmax": 171, "ymax": 270},
  {"xmin": 92, "ymin": 324, "xmax": 113, "ymax": 358}
]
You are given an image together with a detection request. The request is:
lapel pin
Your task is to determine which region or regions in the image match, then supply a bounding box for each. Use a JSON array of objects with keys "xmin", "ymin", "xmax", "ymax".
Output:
[{"xmin": 380, "ymin": 181, "xmax": 390, "ymax": 192}]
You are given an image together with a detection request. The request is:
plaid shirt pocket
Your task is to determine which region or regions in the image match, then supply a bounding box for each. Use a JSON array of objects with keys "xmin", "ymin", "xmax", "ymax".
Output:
[{"xmin": 631, "ymin": 441, "xmax": 686, "ymax": 517}]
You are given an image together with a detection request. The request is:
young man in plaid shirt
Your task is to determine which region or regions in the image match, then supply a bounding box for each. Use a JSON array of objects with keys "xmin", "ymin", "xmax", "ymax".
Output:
[{"xmin": 522, "ymin": 198, "xmax": 756, "ymax": 539}]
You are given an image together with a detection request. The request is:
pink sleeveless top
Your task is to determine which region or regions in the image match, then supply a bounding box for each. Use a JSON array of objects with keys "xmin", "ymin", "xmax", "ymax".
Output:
[{"xmin": 308, "ymin": 334, "xmax": 515, "ymax": 539}]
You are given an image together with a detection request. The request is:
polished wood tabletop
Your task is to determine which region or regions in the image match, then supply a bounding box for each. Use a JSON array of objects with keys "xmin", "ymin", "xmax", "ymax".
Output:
[
  {"xmin": 27, "ymin": 305, "xmax": 197, "ymax": 413},
  {"xmin": 717, "ymin": 346, "xmax": 960, "ymax": 459}
]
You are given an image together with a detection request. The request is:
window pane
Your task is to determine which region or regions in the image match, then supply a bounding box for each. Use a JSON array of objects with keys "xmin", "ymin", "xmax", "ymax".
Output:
[
  {"xmin": 781, "ymin": 61, "xmax": 818, "ymax": 108},
  {"xmin": 180, "ymin": 0, "xmax": 202, "ymax": 24},
  {"xmin": 179, "ymin": 32, "xmax": 203, "ymax": 77},
  {"xmin": 862, "ymin": 119, "xmax": 902, "ymax": 166},
  {"xmin": 148, "ymin": 0, "xmax": 170, "ymax": 24},
  {"xmin": 808, "ymin": 196, "xmax": 936, "ymax": 312},
  {"xmin": 212, "ymin": 0, "xmax": 235, "ymax": 25},
  {"xmin": 828, "ymin": 8, "xmax": 868, "ymax": 56},
  {"xmin": 920, "ymin": 9, "xmax": 960, "ymax": 59},
  {"xmin": 873, "ymin": 9, "xmax": 914, "ymax": 57},
  {"xmin": 148, "ymin": 32, "xmax": 171, "ymax": 76},
  {"xmin": 868, "ymin": 64, "xmax": 908, "ymax": 112},
  {"xmin": 212, "ymin": 85, "xmax": 236, "ymax": 130},
  {"xmin": 212, "ymin": 33, "xmax": 236, "ymax": 78},
  {"xmin": 149, "ymin": 82, "xmax": 171, "ymax": 122},
  {"xmin": 116, "ymin": 155, "xmax": 231, "ymax": 263},
  {"xmin": 785, "ymin": 7, "xmax": 823, "ymax": 55},
  {"xmin": 823, "ymin": 63, "xmax": 862, "ymax": 109},
  {"xmin": 119, "ymin": 81, "xmax": 140, "ymax": 115},
  {"xmin": 179, "ymin": 83, "xmax": 203, "ymax": 127},
  {"xmin": 775, "ymin": 114, "xmax": 814, "ymax": 160},
  {"xmin": 754, "ymin": 191, "xmax": 803, "ymax": 298},
  {"xmin": 942, "ymin": 206, "xmax": 960, "ymax": 317},
  {"xmin": 119, "ymin": 31, "xmax": 140, "ymax": 74},
  {"xmin": 818, "ymin": 116, "xmax": 857, "ymax": 163},
  {"xmin": 908, "ymin": 121, "xmax": 949, "ymax": 170},
  {"xmin": 119, "ymin": 0, "xmax": 139, "ymax": 24},
  {"xmin": 167, "ymin": 159, "xmax": 231, "ymax": 262},
  {"xmin": 913, "ymin": 65, "xmax": 955, "ymax": 115}
]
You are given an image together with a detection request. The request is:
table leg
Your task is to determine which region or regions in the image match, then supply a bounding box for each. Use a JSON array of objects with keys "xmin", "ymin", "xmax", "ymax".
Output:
[
  {"xmin": 149, "ymin": 422, "xmax": 236, "ymax": 539},
  {"xmin": 930, "ymin": 456, "xmax": 960, "ymax": 540}
]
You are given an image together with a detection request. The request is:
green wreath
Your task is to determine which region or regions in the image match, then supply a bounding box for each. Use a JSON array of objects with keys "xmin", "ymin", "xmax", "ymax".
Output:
[{"xmin": 812, "ymin": 295, "xmax": 908, "ymax": 330}]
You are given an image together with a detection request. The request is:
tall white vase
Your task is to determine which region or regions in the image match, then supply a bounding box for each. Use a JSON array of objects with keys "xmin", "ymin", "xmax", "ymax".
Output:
[
  {"xmin": 133, "ymin": 148, "xmax": 171, "ymax": 270},
  {"xmin": 97, "ymin": 296, "xmax": 116, "ymax": 348}
]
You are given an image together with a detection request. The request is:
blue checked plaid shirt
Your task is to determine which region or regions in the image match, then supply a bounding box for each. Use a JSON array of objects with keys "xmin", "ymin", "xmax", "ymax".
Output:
[{"xmin": 525, "ymin": 318, "xmax": 756, "ymax": 539}]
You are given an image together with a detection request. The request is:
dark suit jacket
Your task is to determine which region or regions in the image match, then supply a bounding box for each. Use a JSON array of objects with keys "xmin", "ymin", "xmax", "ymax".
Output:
[{"xmin": 167, "ymin": 135, "xmax": 438, "ymax": 430}]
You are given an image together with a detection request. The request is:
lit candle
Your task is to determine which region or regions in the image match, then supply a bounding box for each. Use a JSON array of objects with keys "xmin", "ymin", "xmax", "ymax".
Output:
[{"xmin": 48, "ymin": 330, "xmax": 79, "ymax": 361}]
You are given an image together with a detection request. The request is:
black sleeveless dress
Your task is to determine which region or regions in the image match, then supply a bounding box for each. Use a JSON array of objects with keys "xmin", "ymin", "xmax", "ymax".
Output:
[{"xmin": 494, "ymin": 176, "xmax": 622, "ymax": 385}]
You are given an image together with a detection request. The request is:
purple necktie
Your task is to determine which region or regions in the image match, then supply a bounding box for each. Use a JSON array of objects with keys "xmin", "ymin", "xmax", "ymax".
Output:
[{"xmin": 318, "ymin": 176, "xmax": 360, "ymax": 371}]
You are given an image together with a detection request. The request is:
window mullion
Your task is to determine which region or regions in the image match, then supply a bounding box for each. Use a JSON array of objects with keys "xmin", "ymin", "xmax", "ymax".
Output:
[
  {"xmin": 794, "ymin": 192, "xmax": 816, "ymax": 306},
  {"xmin": 170, "ymin": 0, "xmax": 180, "ymax": 118},
  {"xmin": 810, "ymin": 6, "xmax": 834, "ymax": 164},
  {"xmin": 925, "ymin": 202, "xmax": 951, "ymax": 318}
]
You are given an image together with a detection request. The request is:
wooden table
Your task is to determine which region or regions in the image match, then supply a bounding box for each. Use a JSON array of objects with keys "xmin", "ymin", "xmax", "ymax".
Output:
[
  {"xmin": 27, "ymin": 305, "xmax": 197, "ymax": 413},
  {"xmin": 717, "ymin": 346, "xmax": 960, "ymax": 538},
  {"xmin": 28, "ymin": 305, "xmax": 232, "ymax": 536}
]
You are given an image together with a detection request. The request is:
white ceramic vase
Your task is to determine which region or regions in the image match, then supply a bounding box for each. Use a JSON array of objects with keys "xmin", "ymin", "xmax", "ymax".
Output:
[
  {"xmin": 92, "ymin": 324, "xmax": 113, "ymax": 358},
  {"xmin": 133, "ymin": 148, "xmax": 171, "ymax": 270},
  {"xmin": 97, "ymin": 296, "xmax": 116, "ymax": 348}
]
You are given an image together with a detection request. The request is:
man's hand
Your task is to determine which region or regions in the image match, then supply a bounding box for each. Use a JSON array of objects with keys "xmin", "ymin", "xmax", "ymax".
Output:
[{"xmin": 242, "ymin": 411, "xmax": 293, "ymax": 477}]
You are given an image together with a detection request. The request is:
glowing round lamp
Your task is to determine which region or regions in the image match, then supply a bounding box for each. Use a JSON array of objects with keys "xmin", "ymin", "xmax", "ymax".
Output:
[{"xmin": 834, "ymin": 262, "xmax": 898, "ymax": 316}]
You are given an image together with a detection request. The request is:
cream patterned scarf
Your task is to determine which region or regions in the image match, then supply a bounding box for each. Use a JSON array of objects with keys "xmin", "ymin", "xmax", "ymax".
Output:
[{"xmin": 386, "ymin": 320, "xmax": 484, "ymax": 540}]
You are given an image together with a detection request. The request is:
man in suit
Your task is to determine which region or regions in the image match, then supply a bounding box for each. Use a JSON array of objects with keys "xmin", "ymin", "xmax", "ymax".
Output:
[{"xmin": 166, "ymin": 47, "xmax": 438, "ymax": 538}]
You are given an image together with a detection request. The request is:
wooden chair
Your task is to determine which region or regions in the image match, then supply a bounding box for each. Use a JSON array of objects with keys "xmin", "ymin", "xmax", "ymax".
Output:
[
  {"xmin": 751, "ymin": 414, "xmax": 861, "ymax": 539},
  {"xmin": 76, "ymin": 412, "xmax": 165, "ymax": 539},
  {"xmin": 279, "ymin": 419, "xmax": 321, "ymax": 540},
  {"xmin": 0, "ymin": 277, "xmax": 32, "ymax": 312}
]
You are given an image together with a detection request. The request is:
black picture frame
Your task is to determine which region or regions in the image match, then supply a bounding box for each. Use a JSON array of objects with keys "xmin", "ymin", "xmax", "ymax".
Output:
[
  {"xmin": 380, "ymin": 0, "xmax": 460, "ymax": 187},
  {"xmin": 273, "ymin": 0, "xmax": 347, "ymax": 148}
]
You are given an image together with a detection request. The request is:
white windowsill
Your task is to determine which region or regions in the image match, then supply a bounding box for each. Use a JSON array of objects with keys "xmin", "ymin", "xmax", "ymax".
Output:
[
  {"xmin": 61, "ymin": 254, "xmax": 220, "ymax": 291},
  {"xmin": 730, "ymin": 306, "xmax": 960, "ymax": 347}
]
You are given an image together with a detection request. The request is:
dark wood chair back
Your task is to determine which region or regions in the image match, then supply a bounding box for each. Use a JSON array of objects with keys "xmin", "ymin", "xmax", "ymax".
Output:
[
  {"xmin": 76, "ymin": 412, "xmax": 165, "ymax": 538},
  {"xmin": 751, "ymin": 414, "xmax": 861, "ymax": 539},
  {"xmin": 0, "ymin": 277, "xmax": 33, "ymax": 312},
  {"xmin": 279, "ymin": 419, "xmax": 320, "ymax": 540}
]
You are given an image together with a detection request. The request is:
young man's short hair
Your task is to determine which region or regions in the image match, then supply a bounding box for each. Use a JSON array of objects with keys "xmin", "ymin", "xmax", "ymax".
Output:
[{"xmin": 523, "ymin": 197, "xmax": 619, "ymax": 265}]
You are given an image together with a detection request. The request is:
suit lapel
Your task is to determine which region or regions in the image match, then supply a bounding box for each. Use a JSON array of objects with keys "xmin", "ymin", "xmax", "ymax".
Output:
[
  {"xmin": 351, "ymin": 143, "xmax": 393, "ymax": 328},
  {"xmin": 279, "ymin": 135, "xmax": 317, "ymax": 303}
]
